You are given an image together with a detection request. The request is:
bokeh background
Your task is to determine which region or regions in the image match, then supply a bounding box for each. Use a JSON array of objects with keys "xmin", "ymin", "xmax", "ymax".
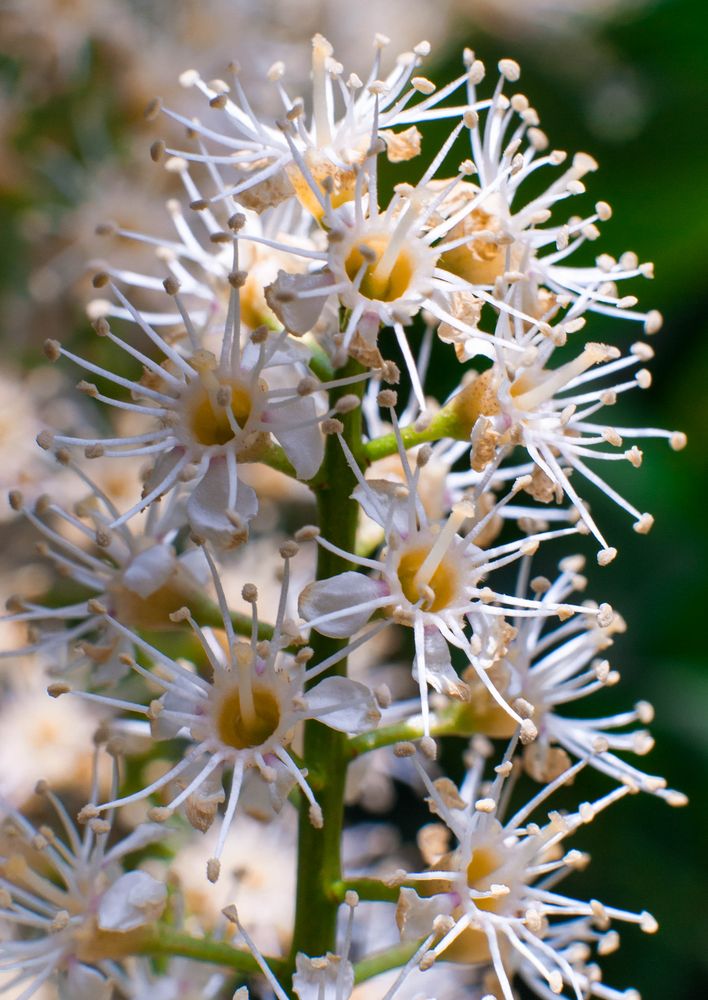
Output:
[{"xmin": 0, "ymin": 1, "xmax": 706, "ymax": 997}]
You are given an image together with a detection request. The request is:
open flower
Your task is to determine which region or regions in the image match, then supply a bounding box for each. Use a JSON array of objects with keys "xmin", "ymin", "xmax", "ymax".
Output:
[
  {"xmin": 4, "ymin": 469, "xmax": 208, "ymax": 685},
  {"xmin": 298, "ymin": 410, "xmax": 610, "ymax": 742},
  {"xmin": 66, "ymin": 547, "xmax": 381, "ymax": 881},
  {"xmin": 451, "ymin": 313, "xmax": 686, "ymax": 560},
  {"xmin": 0, "ymin": 762, "xmax": 166, "ymax": 999},
  {"xmin": 397, "ymin": 738, "xmax": 658, "ymax": 1000},
  {"xmin": 459, "ymin": 555, "xmax": 687, "ymax": 804},
  {"xmin": 432, "ymin": 55, "xmax": 661, "ymax": 334},
  {"xmin": 160, "ymin": 34, "xmax": 471, "ymax": 219},
  {"xmin": 43, "ymin": 271, "xmax": 329, "ymax": 543}
]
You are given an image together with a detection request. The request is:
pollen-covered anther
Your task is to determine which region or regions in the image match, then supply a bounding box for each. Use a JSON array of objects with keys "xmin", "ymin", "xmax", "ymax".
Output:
[
  {"xmin": 519, "ymin": 718, "xmax": 538, "ymax": 744},
  {"xmin": 670, "ymin": 431, "xmax": 687, "ymax": 451},
  {"xmin": 640, "ymin": 911, "xmax": 659, "ymax": 934},
  {"xmin": 377, "ymin": 389, "xmax": 398, "ymax": 408},
  {"xmin": 633, "ymin": 513, "xmax": 654, "ymax": 534},
  {"xmin": 644, "ymin": 309, "xmax": 663, "ymax": 334},
  {"xmin": 474, "ymin": 797, "xmax": 496, "ymax": 814},
  {"xmin": 411, "ymin": 75, "xmax": 436, "ymax": 94},
  {"xmin": 334, "ymin": 394, "xmax": 360, "ymax": 414},
  {"xmin": 43, "ymin": 338, "xmax": 62, "ymax": 362},
  {"xmin": 597, "ymin": 548, "xmax": 617, "ymax": 567},
  {"xmin": 602, "ymin": 427, "xmax": 623, "ymax": 447},
  {"xmin": 295, "ymin": 524, "xmax": 320, "ymax": 541}
]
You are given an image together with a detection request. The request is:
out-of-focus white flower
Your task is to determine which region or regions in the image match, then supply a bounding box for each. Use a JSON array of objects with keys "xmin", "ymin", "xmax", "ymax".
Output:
[
  {"xmin": 0, "ymin": 660, "xmax": 99, "ymax": 808},
  {"xmin": 119, "ymin": 954, "xmax": 227, "ymax": 1000},
  {"xmin": 0, "ymin": 763, "xmax": 166, "ymax": 999},
  {"xmin": 3, "ymin": 471, "xmax": 208, "ymax": 684},
  {"xmin": 170, "ymin": 810, "xmax": 296, "ymax": 954}
]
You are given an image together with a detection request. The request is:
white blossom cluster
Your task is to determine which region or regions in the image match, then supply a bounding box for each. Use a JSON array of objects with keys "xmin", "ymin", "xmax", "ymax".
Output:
[{"xmin": 1, "ymin": 34, "xmax": 686, "ymax": 1000}]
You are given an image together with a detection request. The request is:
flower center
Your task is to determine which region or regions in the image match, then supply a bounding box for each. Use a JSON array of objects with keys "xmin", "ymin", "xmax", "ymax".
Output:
[
  {"xmin": 286, "ymin": 156, "xmax": 359, "ymax": 221},
  {"xmin": 345, "ymin": 234, "xmax": 415, "ymax": 302},
  {"xmin": 466, "ymin": 845, "xmax": 503, "ymax": 913},
  {"xmin": 187, "ymin": 378, "xmax": 254, "ymax": 447},
  {"xmin": 215, "ymin": 685, "xmax": 281, "ymax": 750},
  {"xmin": 439, "ymin": 205, "xmax": 509, "ymax": 285},
  {"xmin": 396, "ymin": 545, "xmax": 459, "ymax": 613}
]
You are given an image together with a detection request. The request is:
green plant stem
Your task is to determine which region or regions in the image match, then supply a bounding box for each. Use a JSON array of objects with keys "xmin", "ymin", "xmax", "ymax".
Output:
[
  {"xmin": 353, "ymin": 942, "xmax": 420, "ymax": 984},
  {"xmin": 287, "ymin": 359, "xmax": 366, "ymax": 979},
  {"xmin": 331, "ymin": 877, "xmax": 400, "ymax": 904},
  {"xmin": 363, "ymin": 404, "xmax": 464, "ymax": 463},
  {"xmin": 347, "ymin": 704, "xmax": 478, "ymax": 758},
  {"xmin": 136, "ymin": 926, "xmax": 284, "ymax": 977}
]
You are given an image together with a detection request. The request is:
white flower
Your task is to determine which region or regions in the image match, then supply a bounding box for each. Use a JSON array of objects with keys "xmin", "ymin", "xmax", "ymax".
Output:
[
  {"xmin": 463, "ymin": 555, "xmax": 687, "ymax": 804},
  {"xmin": 69, "ymin": 548, "xmax": 381, "ymax": 880},
  {"xmin": 0, "ymin": 767, "xmax": 166, "ymax": 999},
  {"xmin": 162, "ymin": 34, "xmax": 470, "ymax": 219},
  {"xmin": 118, "ymin": 955, "xmax": 227, "ymax": 1000},
  {"xmin": 4, "ymin": 470, "xmax": 208, "ymax": 684},
  {"xmin": 43, "ymin": 278, "xmax": 328, "ymax": 541},
  {"xmin": 433, "ymin": 55, "xmax": 661, "ymax": 334},
  {"xmin": 299, "ymin": 423, "xmax": 609, "ymax": 741},
  {"xmin": 398, "ymin": 739, "xmax": 657, "ymax": 1000},
  {"xmin": 223, "ymin": 891, "xmax": 440, "ymax": 1000},
  {"xmin": 452, "ymin": 315, "xmax": 686, "ymax": 559}
]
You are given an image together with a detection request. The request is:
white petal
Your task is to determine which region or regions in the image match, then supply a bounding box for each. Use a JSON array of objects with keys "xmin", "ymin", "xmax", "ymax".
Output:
[
  {"xmin": 59, "ymin": 964, "xmax": 112, "ymax": 1000},
  {"xmin": 305, "ymin": 676, "xmax": 381, "ymax": 733},
  {"xmin": 414, "ymin": 627, "xmax": 468, "ymax": 699},
  {"xmin": 122, "ymin": 544, "xmax": 176, "ymax": 599},
  {"xmin": 176, "ymin": 546, "xmax": 211, "ymax": 586},
  {"xmin": 298, "ymin": 572, "xmax": 383, "ymax": 638},
  {"xmin": 239, "ymin": 757, "xmax": 296, "ymax": 821},
  {"xmin": 186, "ymin": 457, "xmax": 258, "ymax": 547},
  {"xmin": 97, "ymin": 870, "xmax": 167, "ymax": 932},
  {"xmin": 396, "ymin": 886, "xmax": 453, "ymax": 942},
  {"xmin": 104, "ymin": 822, "xmax": 167, "ymax": 863},
  {"xmin": 269, "ymin": 394, "xmax": 324, "ymax": 479},
  {"xmin": 352, "ymin": 479, "xmax": 411, "ymax": 535},
  {"xmin": 265, "ymin": 270, "xmax": 333, "ymax": 335}
]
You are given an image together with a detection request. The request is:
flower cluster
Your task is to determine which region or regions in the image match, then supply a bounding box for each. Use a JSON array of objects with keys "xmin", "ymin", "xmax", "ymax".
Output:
[{"xmin": 1, "ymin": 34, "xmax": 684, "ymax": 1000}]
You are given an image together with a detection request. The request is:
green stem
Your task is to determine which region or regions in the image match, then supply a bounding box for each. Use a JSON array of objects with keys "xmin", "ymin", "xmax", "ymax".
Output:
[
  {"xmin": 353, "ymin": 942, "xmax": 420, "ymax": 984},
  {"xmin": 287, "ymin": 359, "xmax": 365, "ymax": 976},
  {"xmin": 347, "ymin": 703, "xmax": 474, "ymax": 758},
  {"xmin": 331, "ymin": 877, "xmax": 399, "ymax": 904},
  {"xmin": 260, "ymin": 440, "xmax": 297, "ymax": 478},
  {"xmin": 136, "ymin": 926, "xmax": 284, "ymax": 977},
  {"xmin": 363, "ymin": 404, "xmax": 464, "ymax": 463}
]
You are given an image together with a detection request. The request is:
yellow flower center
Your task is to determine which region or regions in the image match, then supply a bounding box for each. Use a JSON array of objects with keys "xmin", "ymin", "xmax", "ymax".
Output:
[
  {"xmin": 345, "ymin": 235, "xmax": 415, "ymax": 302},
  {"xmin": 215, "ymin": 685, "xmax": 281, "ymax": 750},
  {"xmin": 439, "ymin": 207, "xmax": 508, "ymax": 285},
  {"xmin": 286, "ymin": 156, "xmax": 359, "ymax": 222},
  {"xmin": 187, "ymin": 379, "xmax": 254, "ymax": 447},
  {"xmin": 396, "ymin": 545, "xmax": 459, "ymax": 613}
]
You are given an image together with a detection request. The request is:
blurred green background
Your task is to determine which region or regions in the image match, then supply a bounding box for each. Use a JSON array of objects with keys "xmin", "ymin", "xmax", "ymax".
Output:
[{"xmin": 1, "ymin": 0, "xmax": 706, "ymax": 996}]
